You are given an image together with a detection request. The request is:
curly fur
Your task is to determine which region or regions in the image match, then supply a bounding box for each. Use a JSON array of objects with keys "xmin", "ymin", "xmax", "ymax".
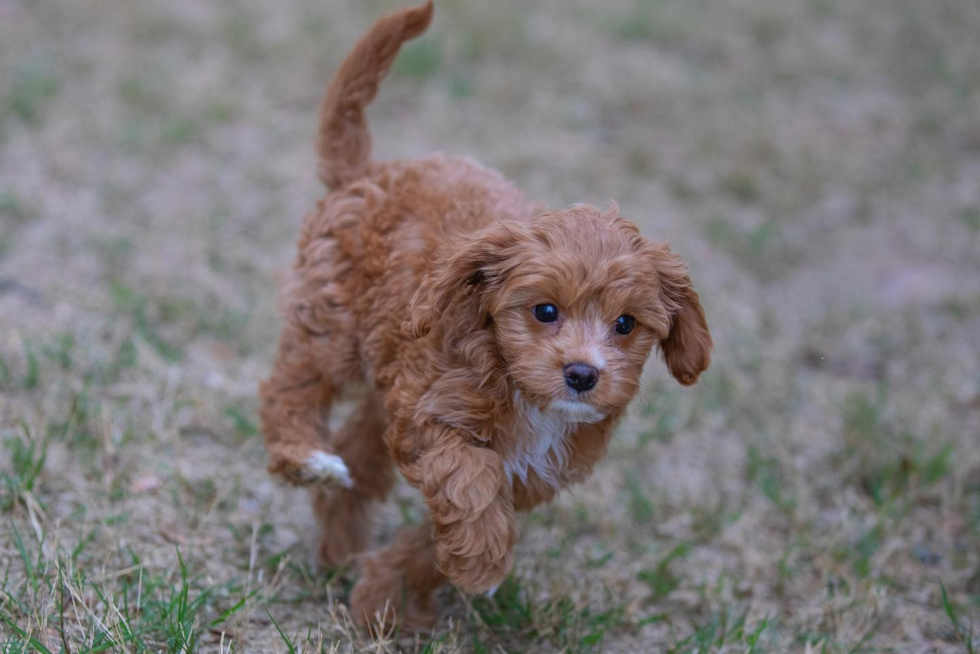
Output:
[{"xmin": 259, "ymin": 0, "xmax": 712, "ymax": 631}]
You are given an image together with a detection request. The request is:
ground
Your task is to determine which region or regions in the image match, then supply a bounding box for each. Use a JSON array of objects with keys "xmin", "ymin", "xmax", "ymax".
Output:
[{"xmin": 1, "ymin": 0, "xmax": 979, "ymax": 652}]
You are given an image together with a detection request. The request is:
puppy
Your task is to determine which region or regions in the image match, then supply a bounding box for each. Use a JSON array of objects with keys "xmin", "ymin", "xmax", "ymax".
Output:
[{"xmin": 259, "ymin": 0, "xmax": 712, "ymax": 631}]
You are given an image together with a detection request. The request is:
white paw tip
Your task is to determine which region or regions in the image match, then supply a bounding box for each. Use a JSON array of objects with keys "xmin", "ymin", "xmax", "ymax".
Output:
[{"xmin": 305, "ymin": 451, "xmax": 354, "ymax": 488}]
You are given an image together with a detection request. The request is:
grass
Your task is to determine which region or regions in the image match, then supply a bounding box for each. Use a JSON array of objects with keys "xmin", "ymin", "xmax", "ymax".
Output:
[
  {"xmin": 943, "ymin": 584, "xmax": 978, "ymax": 654},
  {"xmin": 962, "ymin": 206, "xmax": 980, "ymax": 232},
  {"xmin": 393, "ymin": 38, "xmax": 442, "ymax": 79},
  {"xmin": 637, "ymin": 543, "xmax": 691, "ymax": 602},
  {"xmin": 745, "ymin": 445, "xmax": 795, "ymax": 514},
  {"xmin": 1, "ymin": 0, "xmax": 979, "ymax": 651},
  {"xmin": 468, "ymin": 576, "xmax": 628, "ymax": 653},
  {"xmin": 3, "ymin": 59, "xmax": 60, "ymax": 127},
  {"xmin": 666, "ymin": 610, "xmax": 771, "ymax": 654},
  {"xmin": 1, "ymin": 424, "xmax": 49, "ymax": 512},
  {"xmin": 704, "ymin": 218, "xmax": 801, "ymax": 279},
  {"xmin": 0, "ymin": 191, "xmax": 35, "ymax": 225},
  {"xmin": 0, "ymin": 536, "xmax": 257, "ymax": 654}
]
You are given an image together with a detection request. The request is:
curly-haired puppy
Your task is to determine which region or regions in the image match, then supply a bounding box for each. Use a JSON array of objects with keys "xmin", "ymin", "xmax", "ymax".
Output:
[{"xmin": 259, "ymin": 0, "xmax": 712, "ymax": 631}]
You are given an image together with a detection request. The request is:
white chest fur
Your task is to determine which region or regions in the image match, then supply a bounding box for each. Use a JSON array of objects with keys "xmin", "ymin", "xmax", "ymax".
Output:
[{"xmin": 503, "ymin": 394, "xmax": 575, "ymax": 490}]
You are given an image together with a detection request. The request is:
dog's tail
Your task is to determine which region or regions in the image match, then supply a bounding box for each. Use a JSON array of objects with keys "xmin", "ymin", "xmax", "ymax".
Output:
[{"xmin": 316, "ymin": 1, "xmax": 434, "ymax": 190}]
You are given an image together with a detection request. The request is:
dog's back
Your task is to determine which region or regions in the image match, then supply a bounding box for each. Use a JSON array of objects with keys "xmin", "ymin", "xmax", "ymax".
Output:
[
  {"xmin": 279, "ymin": 3, "xmax": 541, "ymax": 403},
  {"xmin": 308, "ymin": 1, "xmax": 536, "ymax": 298}
]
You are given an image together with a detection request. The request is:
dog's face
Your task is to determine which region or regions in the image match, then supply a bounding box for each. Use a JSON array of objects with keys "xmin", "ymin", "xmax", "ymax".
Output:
[{"xmin": 410, "ymin": 205, "xmax": 712, "ymax": 421}]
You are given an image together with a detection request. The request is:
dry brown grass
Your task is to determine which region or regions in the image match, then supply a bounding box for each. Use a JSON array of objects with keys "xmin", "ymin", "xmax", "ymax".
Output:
[{"xmin": 2, "ymin": 0, "xmax": 979, "ymax": 651}]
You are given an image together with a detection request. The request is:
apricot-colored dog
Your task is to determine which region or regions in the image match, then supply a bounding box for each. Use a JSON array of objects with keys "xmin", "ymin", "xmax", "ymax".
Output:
[{"xmin": 259, "ymin": 0, "xmax": 712, "ymax": 631}]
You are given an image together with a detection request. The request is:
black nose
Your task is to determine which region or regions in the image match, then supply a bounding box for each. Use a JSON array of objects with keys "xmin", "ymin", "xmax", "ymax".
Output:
[{"xmin": 564, "ymin": 362, "xmax": 599, "ymax": 392}]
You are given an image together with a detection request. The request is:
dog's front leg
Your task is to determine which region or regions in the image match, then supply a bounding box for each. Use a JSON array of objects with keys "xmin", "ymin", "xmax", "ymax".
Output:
[
  {"xmin": 259, "ymin": 331, "xmax": 352, "ymax": 488},
  {"xmin": 416, "ymin": 434, "xmax": 516, "ymax": 594}
]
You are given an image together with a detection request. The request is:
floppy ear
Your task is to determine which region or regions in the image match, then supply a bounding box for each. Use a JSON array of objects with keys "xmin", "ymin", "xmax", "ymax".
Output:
[
  {"xmin": 656, "ymin": 251, "xmax": 712, "ymax": 386},
  {"xmin": 407, "ymin": 221, "xmax": 526, "ymax": 338}
]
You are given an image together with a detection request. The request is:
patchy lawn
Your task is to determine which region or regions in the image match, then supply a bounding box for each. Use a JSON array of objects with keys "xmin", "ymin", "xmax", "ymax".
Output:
[{"xmin": 1, "ymin": 0, "xmax": 978, "ymax": 651}]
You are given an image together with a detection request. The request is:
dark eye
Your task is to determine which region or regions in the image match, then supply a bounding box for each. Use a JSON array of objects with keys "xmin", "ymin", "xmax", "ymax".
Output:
[
  {"xmin": 532, "ymin": 304, "xmax": 559, "ymax": 323},
  {"xmin": 615, "ymin": 315, "xmax": 636, "ymax": 335}
]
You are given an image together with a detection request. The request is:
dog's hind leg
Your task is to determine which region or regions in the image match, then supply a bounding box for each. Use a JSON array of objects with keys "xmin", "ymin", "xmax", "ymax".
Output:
[{"xmin": 350, "ymin": 521, "xmax": 445, "ymax": 634}]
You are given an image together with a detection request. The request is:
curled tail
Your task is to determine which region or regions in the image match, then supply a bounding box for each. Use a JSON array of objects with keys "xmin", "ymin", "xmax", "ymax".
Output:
[{"xmin": 316, "ymin": 1, "xmax": 434, "ymax": 190}]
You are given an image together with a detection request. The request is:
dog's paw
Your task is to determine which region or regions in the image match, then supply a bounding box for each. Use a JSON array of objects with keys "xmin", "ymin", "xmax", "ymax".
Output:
[
  {"xmin": 270, "ymin": 450, "xmax": 354, "ymax": 488},
  {"xmin": 435, "ymin": 523, "xmax": 513, "ymax": 595},
  {"xmin": 439, "ymin": 549, "xmax": 511, "ymax": 595},
  {"xmin": 302, "ymin": 451, "xmax": 354, "ymax": 488}
]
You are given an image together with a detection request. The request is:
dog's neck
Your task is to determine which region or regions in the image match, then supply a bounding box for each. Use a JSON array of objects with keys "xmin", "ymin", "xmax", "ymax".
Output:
[{"xmin": 502, "ymin": 391, "xmax": 603, "ymax": 491}]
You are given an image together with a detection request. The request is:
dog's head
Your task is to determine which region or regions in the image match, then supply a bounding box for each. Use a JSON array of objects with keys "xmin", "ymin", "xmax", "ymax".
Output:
[{"xmin": 409, "ymin": 204, "xmax": 712, "ymax": 422}]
